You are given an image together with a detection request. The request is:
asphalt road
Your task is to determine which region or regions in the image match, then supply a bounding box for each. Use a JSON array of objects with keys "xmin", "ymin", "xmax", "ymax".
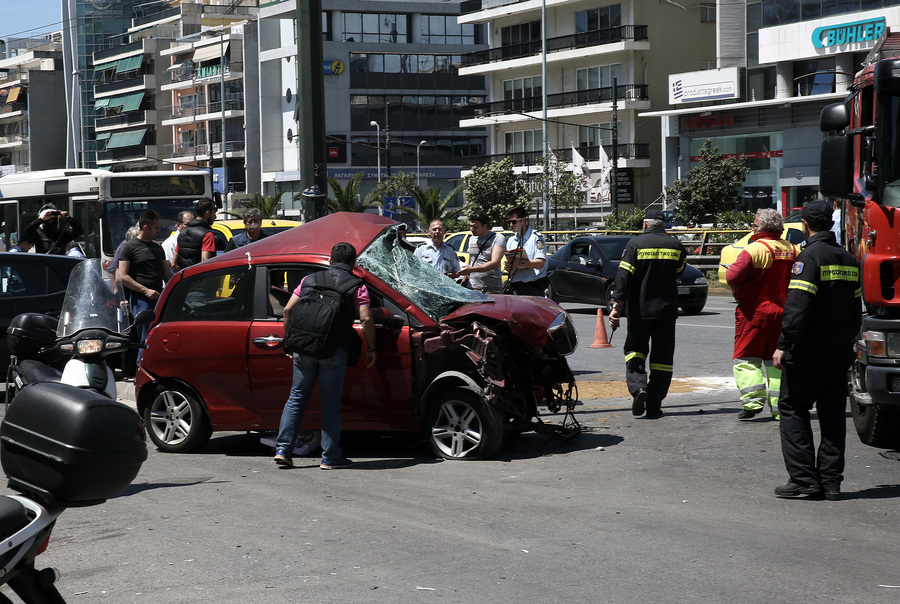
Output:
[{"xmin": 3, "ymin": 294, "xmax": 900, "ymax": 603}]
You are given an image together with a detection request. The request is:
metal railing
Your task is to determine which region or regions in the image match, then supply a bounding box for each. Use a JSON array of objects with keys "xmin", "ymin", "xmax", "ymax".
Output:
[
  {"xmin": 463, "ymin": 25, "xmax": 648, "ymax": 67},
  {"xmin": 460, "ymin": 143, "xmax": 650, "ymax": 168},
  {"xmin": 464, "ymin": 84, "xmax": 648, "ymax": 118}
]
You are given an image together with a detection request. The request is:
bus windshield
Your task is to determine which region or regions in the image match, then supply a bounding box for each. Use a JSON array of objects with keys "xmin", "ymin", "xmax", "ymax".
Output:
[{"xmin": 103, "ymin": 200, "xmax": 198, "ymax": 255}]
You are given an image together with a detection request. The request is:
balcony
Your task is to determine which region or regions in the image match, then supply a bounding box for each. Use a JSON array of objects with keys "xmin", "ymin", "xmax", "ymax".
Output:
[
  {"xmin": 162, "ymin": 140, "xmax": 246, "ymax": 160},
  {"xmin": 462, "ymin": 26, "xmax": 648, "ymax": 68},
  {"xmin": 96, "ymin": 145, "xmax": 158, "ymax": 163},
  {"xmin": 96, "ymin": 110, "xmax": 155, "ymax": 129},
  {"xmin": 464, "ymin": 84, "xmax": 649, "ymax": 119},
  {"xmin": 161, "ymin": 99, "xmax": 245, "ymax": 123},
  {"xmin": 162, "ymin": 63, "xmax": 241, "ymax": 88},
  {"xmin": 95, "ymin": 74, "xmax": 155, "ymax": 95},
  {"xmin": 460, "ymin": 143, "xmax": 650, "ymax": 169}
]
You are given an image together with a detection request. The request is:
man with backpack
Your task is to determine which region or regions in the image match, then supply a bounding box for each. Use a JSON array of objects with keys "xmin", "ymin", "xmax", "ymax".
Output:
[{"xmin": 274, "ymin": 242, "xmax": 376, "ymax": 470}]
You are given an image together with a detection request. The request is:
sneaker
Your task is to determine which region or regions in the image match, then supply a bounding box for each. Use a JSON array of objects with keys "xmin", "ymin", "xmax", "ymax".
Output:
[
  {"xmin": 320, "ymin": 457, "xmax": 353, "ymax": 470},
  {"xmin": 632, "ymin": 389, "xmax": 648, "ymax": 416},
  {"xmin": 774, "ymin": 481, "xmax": 822, "ymax": 498},
  {"xmin": 273, "ymin": 449, "xmax": 293, "ymax": 467},
  {"xmin": 737, "ymin": 409, "xmax": 759, "ymax": 420}
]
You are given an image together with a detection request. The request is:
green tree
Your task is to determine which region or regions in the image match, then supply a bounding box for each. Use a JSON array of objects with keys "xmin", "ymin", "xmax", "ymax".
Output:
[
  {"xmin": 463, "ymin": 157, "xmax": 531, "ymax": 227},
  {"xmin": 665, "ymin": 139, "xmax": 750, "ymax": 227},
  {"xmin": 374, "ymin": 172, "xmax": 417, "ymax": 198},
  {"xmin": 321, "ymin": 172, "xmax": 382, "ymax": 213},
  {"xmin": 220, "ymin": 192, "xmax": 282, "ymax": 220},
  {"xmin": 603, "ymin": 207, "xmax": 645, "ymax": 232},
  {"xmin": 407, "ymin": 184, "xmax": 465, "ymax": 227}
]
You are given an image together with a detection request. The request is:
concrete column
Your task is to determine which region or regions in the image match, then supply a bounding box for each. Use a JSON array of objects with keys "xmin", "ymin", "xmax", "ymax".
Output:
[
  {"xmin": 776, "ymin": 62, "xmax": 792, "ymax": 99},
  {"xmin": 835, "ymin": 53, "xmax": 854, "ymax": 93}
]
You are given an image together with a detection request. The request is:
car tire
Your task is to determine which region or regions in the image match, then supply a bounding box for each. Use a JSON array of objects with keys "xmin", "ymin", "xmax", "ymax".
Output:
[
  {"xmin": 144, "ymin": 383, "xmax": 213, "ymax": 453},
  {"xmin": 849, "ymin": 396, "xmax": 900, "ymax": 449},
  {"xmin": 426, "ymin": 388, "xmax": 503, "ymax": 460},
  {"xmin": 680, "ymin": 304, "xmax": 704, "ymax": 315},
  {"xmin": 604, "ymin": 285, "xmax": 616, "ymax": 311},
  {"xmin": 546, "ymin": 281, "xmax": 559, "ymax": 302}
]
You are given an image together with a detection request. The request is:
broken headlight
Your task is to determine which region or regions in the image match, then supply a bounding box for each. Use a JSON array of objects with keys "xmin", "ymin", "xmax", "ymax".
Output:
[{"xmin": 547, "ymin": 312, "xmax": 577, "ymax": 356}]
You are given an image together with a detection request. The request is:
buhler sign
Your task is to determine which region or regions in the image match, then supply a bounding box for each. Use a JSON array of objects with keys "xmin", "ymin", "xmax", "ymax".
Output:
[{"xmin": 812, "ymin": 17, "xmax": 885, "ymax": 49}]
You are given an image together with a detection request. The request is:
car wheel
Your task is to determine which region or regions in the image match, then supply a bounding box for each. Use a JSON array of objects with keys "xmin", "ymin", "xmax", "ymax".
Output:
[
  {"xmin": 680, "ymin": 304, "xmax": 704, "ymax": 315},
  {"xmin": 144, "ymin": 384, "xmax": 212, "ymax": 453},
  {"xmin": 604, "ymin": 285, "xmax": 615, "ymax": 311},
  {"xmin": 546, "ymin": 281, "xmax": 559, "ymax": 302},
  {"xmin": 426, "ymin": 388, "xmax": 503, "ymax": 460}
]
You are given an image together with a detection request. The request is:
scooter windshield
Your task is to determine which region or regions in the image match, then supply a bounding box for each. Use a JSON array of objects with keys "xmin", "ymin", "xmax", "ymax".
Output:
[{"xmin": 57, "ymin": 259, "xmax": 129, "ymax": 338}]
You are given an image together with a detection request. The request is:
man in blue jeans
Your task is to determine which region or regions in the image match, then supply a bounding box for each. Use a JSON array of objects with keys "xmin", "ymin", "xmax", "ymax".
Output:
[{"xmin": 274, "ymin": 242, "xmax": 376, "ymax": 469}]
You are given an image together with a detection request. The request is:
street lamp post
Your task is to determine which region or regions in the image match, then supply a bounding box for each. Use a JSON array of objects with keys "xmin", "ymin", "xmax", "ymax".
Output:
[
  {"xmin": 370, "ymin": 120, "xmax": 381, "ymax": 184},
  {"xmin": 416, "ymin": 140, "xmax": 426, "ymax": 187}
]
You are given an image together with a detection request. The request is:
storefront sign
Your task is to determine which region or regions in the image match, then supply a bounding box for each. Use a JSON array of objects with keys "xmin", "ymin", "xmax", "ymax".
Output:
[
  {"xmin": 682, "ymin": 113, "xmax": 734, "ymax": 131},
  {"xmin": 812, "ymin": 17, "xmax": 885, "ymax": 49},
  {"xmin": 324, "ymin": 60, "xmax": 344, "ymax": 75},
  {"xmin": 669, "ymin": 68, "xmax": 739, "ymax": 105}
]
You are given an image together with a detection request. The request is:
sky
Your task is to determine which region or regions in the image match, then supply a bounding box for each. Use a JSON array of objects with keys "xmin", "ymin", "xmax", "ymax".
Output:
[{"xmin": 0, "ymin": 0, "xmax": 64, "ymax": 40}]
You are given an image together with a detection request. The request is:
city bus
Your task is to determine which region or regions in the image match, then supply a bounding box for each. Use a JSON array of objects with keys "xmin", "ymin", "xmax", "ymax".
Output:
[{"xmin": 0, "ymin": 169, "xmax": 214, "ymax": 263}]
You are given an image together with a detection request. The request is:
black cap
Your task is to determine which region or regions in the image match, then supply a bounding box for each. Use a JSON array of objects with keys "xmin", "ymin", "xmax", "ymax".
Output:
[
  {"xmin": 801, "ymin": 201, "xmax": 832, "ymax": 223},
  {"xmin": 644, "ymin": 209, "xmax": 666, "ymax": 221}
]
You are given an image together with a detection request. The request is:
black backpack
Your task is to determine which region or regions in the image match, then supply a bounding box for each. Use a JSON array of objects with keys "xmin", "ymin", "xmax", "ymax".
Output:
[{"xmin": 283, "ymin": 270, "xmax": 362, "ymax": 359}]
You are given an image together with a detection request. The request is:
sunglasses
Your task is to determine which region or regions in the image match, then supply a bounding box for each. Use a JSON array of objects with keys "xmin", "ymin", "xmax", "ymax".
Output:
[{"xmin": 508, "ymin": 218, "xmax": 524, "ymax": 225}]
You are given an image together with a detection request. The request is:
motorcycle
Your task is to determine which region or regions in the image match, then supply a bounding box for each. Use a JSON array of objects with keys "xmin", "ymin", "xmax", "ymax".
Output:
[
  {"xmin": 0, "ymin": 381, "xmax": 148, "ymax": 602},
  {"xmin": 6, "ymin": 259, "xmax": 154, "ymax": 404}
]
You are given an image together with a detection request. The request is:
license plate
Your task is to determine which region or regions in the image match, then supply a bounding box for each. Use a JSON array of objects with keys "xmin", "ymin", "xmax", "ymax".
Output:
[{"xmin": 677, "ymin": 287, "xmax": 690, "ymax": 295}]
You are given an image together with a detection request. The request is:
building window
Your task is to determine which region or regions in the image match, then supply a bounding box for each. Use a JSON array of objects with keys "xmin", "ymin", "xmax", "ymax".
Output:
[
  {"xmin": 700, "ymin": 4, "xmax": 716, "ymax": 22},
  {"xmin": 342, "ymin": 12, "xmax": 409, "ymax": 43},
  {"xmin": 701, "ymin": 61, "xmax": 716, "ymax": 70},
  {"xmin": 576, "ymin": 64, "xmax": 621, "ymax": 91},
  {"xmin": 421, "ymin": 15, "xmax": 478, "ymax": 44},
  {"xmin": 500, "ymin": 21, "xmax": 541, "ymax": 48},
  {"xmin": 505, "ymin": 130, "xmax": 542, "ymax": 154},
  {"xmin": 575, "ymin": 5, "xmax": 621, "ymax": 34},
  {"xmin": 793, "ymin": 58, "xmax": 836, "ymax": 96}
]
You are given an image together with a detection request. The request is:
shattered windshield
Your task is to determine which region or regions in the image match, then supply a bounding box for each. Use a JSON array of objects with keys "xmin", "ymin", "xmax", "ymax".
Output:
[{"xmin": 358, "ymin": 224, "xmax": 492, "ymax": 321}]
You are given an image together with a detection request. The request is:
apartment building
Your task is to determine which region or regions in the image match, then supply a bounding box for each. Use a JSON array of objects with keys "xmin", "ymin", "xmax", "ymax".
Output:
[
  {"xmin": 457, "ymin": 0, "xmax": 715, "ymax": 226},
  {"xmin": 646, "ymin": 0, "xmax": 898, "ymax": 215},
  {"xmin": 258, "ymin": 0, "xmax": 489, "ymax": 209},
  {"xmin": 0, "ymin": 40, "xmax": 67, "ymax": 175}
]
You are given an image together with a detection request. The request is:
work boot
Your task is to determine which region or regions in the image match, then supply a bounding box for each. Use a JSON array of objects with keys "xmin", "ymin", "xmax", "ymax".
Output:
[
  {"xmin": 737, "ymin": 409, "xmax": 759, "ymax": 420},
  {"xmin": 774, "ymin": 481, "xmax": 822, "ymax": 498},
  {"xmin": 632, "ymin": 389, "xmax": 647, "ymax": 416}
]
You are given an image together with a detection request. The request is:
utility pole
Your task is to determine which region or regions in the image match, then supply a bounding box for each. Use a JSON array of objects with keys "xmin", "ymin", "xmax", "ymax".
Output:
[
  {"xmin": 296, "ymin": 0, "xmax": 327, "ymax": 221},
  {"xmin": 540, "ymin": 0, "xmax": 549, "ymax": 229},
  {"xmin": 385, "ymin": 102, "xmax": 392, "ymax": 177},
  {"xmin": 611, "ymin": 77, "xmax": 618, "ymax": 220}
]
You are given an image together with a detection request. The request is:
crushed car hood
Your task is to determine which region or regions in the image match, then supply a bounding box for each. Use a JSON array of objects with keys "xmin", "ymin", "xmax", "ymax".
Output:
[{"xmin": 441, "ymin": 295, "xmax": 567, "ymax": 349}]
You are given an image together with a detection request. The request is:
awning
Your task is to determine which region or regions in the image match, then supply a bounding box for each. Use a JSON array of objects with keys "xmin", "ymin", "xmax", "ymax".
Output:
[
  {"xmin": 115, "ymin": 55, "xmax": 142, "ymax": 74},
  {"xmin": 191, "ymin": 42, "xmax": 228, "ymax": 64},
  {"xmin": 95, "ymin": 131, "xmax": 111, "ymax": 141},
  {"xmin": 6, "ymin": 87, "xmax": 21, "ymax": 103},
  {"xmin": 94, "ymin": 97, "xmax": 110, "ymax": 109},
  {"xmin": 106, "ymin": 128, "xmax": 146, "ymax": 149},
  {"xmin": 93, "ymin": 59, "xmax": 118, "ymax": 71},
  {"xmin": 121, "ymin": 92, "xmax": 144, "ymax": 112},
  {"xmin": 167, "ymin": 62, "xmax": 183, "ymax": 71}
]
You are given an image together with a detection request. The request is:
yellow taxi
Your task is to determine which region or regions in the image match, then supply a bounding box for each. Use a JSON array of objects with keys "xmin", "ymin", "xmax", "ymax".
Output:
[
  {"xmin": 445, "ymin": 229, "xmax": 514, "ymax": 267},
  {"xmin": 717, "ymin": 222, "xmax": 804, "ymax": 288}
]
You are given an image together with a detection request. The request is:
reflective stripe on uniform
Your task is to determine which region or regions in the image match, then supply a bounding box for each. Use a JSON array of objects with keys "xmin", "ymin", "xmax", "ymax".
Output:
[
  {"xmin": 855, "ymin": 287, "xmax": 862, "ymax": 298},
  {"xmin": 788, "ymin": 279, "xmax": 818, "ymax": 294},
  {"xmin": 636, "ymin": 248, "xmax": 682, "ymax": 261},
  {"xmin": 625, "ymin": 351, "xmax": 646, "ymax": 362},
  {"xmin": 819, "ymin": 264, "xmax": 859, "ymax": 282},
  {"xmin": 620, "ymin": 260, "xmax": 635, "ymax": 274},
  {"xmin": 649, "ymin": 363, "xmax": 673, "ymax": 373}
]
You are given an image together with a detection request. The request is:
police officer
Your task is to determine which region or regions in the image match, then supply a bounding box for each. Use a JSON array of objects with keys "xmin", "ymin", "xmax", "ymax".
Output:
[
  {"xmin": 608, "ymin": 209, "xmax": 687, "ymax": 418},
  {"xmin": 504, "ymin": 205, "xmax": 548, "ymax": 296},
  {"xmin": 772, "ymin": 200, "xmax": 861, "ymax": 501}
]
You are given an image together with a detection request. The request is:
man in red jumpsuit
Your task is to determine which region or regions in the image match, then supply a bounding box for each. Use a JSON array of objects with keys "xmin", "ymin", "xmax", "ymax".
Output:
[{"xmin": 726, "ymin": 209, "xmax": 799, "ymax": 420}]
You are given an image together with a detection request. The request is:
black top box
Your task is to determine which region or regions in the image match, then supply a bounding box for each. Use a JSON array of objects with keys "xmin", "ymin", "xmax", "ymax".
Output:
[{"xmin": 0, "ymin": 382, "xmax": 148, "ymax": 507}]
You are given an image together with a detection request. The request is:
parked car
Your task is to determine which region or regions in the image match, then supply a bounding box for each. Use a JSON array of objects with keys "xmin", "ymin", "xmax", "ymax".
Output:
[
  {"xmin": 546, "ymin": 236, "xmax": 708, "ymax": 314},
  {"xmin": 211, "ymin": 218, "xmax": 300, "ymax": 252},
  {"xmin": 135, "ymin": 213, "xmax": 578, "ymax": 459},
  {"xmin": 0, "ymin": 253, "xmax": 83, "ymax": 363},
  {"xmin": 717, "ymin": 222, "xmax": 805, "ymax": 288}
]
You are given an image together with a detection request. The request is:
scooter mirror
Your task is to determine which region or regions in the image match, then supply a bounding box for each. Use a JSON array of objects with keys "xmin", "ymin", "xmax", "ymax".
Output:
[{"xmin": 133, "ymin": 310, "xmax": 156, "ymax": 326}]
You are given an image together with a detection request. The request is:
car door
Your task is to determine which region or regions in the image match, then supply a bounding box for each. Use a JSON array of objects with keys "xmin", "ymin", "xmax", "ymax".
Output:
[{"xmin": 552, "ymin": 240, "xmax": 602, "ymax": 301}]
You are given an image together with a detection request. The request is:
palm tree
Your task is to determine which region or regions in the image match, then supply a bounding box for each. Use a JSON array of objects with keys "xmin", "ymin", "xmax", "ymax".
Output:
[
  {"xmin": 220, "ymin": 193, "xmax": 281, "ymax": 220},
  {"xmin": 407, "ymin": 184, "xmax": 465, "ymax": 226},
  {"xmin": 323, "ymin": 172, "xmax": 382, "ymax": 213}
]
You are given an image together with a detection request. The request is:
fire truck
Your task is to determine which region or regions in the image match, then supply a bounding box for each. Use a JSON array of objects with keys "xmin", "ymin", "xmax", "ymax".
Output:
[{"xmin": 819, "ymin": 30, "xmax": 900, "ymax": 449}]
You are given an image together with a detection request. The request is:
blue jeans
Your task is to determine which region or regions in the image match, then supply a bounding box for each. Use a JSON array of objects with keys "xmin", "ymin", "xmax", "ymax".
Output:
[
  {"xmin": 130, "ymin": 292, "xmax": 156, "ymax": 365},
  {"xmin": 276, "ymin": 347, "xmax": 348, "ymax": 460}
]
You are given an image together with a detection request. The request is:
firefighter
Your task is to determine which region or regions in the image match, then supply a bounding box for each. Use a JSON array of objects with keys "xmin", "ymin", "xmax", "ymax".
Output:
[
  {"xmin": 772, "ymin": 201, "xmax": 861, "ymax": 501},
  {"xmin": 608, "ymin": 209, "xmax": 687, "ymax": 418},
  {"xmin": 726, "ymin": 209, "xmax": 799, "ymax": 420}
]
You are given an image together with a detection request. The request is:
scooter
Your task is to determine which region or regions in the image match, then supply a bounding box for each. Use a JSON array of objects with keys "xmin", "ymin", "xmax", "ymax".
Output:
[
  {"xmin": 6, "ymin": 259, "xmax": 154, "ymax": 405},
  {"xmin": 0, "ymin": 381, "xmax": 148, "ymax": 603}
]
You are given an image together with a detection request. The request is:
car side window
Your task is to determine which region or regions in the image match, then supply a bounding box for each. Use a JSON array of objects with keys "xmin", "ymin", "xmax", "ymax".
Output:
[
  {"xmin": 160, "ymin": 265, "xmax": 254, "ymax": 322},
  {"xmin": 570, "ymin": 241, "xmax": 591, "ymax": 265},
  {"xmin": 785, "ymin": 228, "xmax": 806, "ymax": 245},
  {"xmin": 444, "ymin": 234, "xmax": 464, "ymax": 251},
  {"xmin": 266, "ymin": 267, "xmax": 315, "ymax": 319},
  {"xmin": 0, "ymin": 262, "xmax": 47, "ymax": 296}
]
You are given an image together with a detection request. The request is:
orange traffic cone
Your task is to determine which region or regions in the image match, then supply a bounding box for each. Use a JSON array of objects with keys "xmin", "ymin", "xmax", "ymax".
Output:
[{"xmin": 589, "ymin": 309, "xmax": 613, "ymax": 348}]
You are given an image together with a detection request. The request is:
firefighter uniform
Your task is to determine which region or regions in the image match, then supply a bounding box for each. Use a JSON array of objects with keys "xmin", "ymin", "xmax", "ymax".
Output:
[
  {"xmin": 777, "ymin": 229, "xmax": 861, "ymax": 495},
  {"xmin": 726, "ymin": 233, "xmax": 799, "ymax": 418},
  {"xmin": 611, "ymin": 221, "xmax": 687, "ymax": 416}
]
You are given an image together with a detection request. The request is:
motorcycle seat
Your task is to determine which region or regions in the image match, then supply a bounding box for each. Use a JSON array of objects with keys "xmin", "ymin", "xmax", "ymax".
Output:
[
  {"xmin": 18, "ymin": 359, "xmax": 63, "ymax": 385},
  {"xmin": 0, "ymin": 497, "xmax": 30, "ymax": 538}
]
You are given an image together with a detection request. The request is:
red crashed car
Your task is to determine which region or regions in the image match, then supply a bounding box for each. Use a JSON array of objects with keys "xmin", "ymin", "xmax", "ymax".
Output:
[{"xmin": 135, "ymin": 213, "xmax": 578, "ymax": 459}]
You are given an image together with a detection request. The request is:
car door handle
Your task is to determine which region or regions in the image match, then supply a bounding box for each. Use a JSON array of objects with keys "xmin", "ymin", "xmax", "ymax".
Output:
[{"xmin": 252, "ymin": 335, "xmax": 284, "ymax": 349}]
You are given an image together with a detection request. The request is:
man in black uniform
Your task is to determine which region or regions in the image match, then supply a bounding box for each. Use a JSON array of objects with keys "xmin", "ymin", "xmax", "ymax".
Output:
[
  {"xmin": 22, "ymin": 203, "xmax": 83, "ymax": 255},
  {"xmin": 174, "ymin": 199, "xmax": 217, "ymax": 270},
  {"xmin": 773, "ymin": 201, "xmax": 861, "ymax": 501},
  {"xmin": 608, "ymin": 209, "xmax": 687, "ymax": 418}
]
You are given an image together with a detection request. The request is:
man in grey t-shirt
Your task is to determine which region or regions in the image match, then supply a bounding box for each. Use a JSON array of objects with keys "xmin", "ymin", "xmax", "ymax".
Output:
[{"xmin": 457, "ymin": 210, "xmax": 506, "ymax": 293}]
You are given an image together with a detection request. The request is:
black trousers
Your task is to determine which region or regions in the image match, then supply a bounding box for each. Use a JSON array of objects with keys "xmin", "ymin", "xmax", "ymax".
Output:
[
  {"xmin": 624, "ymin": 317, "xmax": 676, "ymax": 410},
  {"xmin": 778, "ymin": 352, "xmax": 850, "ymax": 489},
  {"xmin": 508, "ymin": 278, "xmax": 549, "ymax": 297}
]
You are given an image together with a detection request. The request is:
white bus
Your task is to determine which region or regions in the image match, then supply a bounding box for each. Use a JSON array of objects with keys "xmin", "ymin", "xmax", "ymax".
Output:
[{"xmin": 0, "ymin": 169, "xmax": 214, "ymax": 262}]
